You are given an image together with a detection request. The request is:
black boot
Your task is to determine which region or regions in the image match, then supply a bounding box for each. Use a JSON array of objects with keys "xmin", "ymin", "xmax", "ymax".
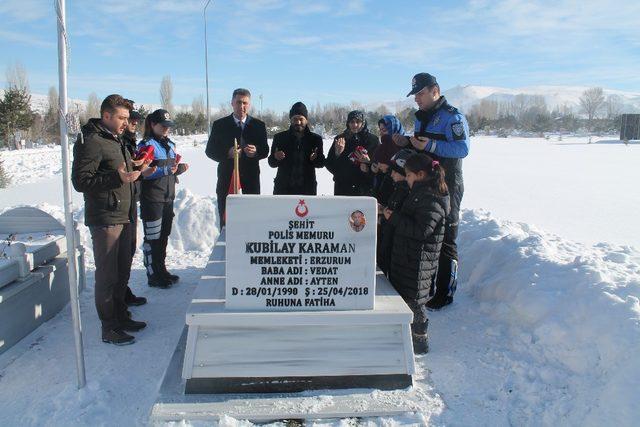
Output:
[
  {"xmin": 412, "ymin": 332, "xmax": 429, "ymax": 354},
  {"xmin": 120, "ymin": 318, "xmax": 147, "ymax": 332},
  {"xmin": 159, "ymin": 238, "xmax": 179, "ymax": 284},
  {"xmin": 161, "ymin": 266, "xmax": 180, "ymax": 284},
  {"xmin": 102, "ymin": 329, "xmax": 135, "ymax": 345},
  {"xmin": 426, "ymin": 296, "xmax": 453, "ymax": 310},
  {"xmin": 125, "ymin": 286, "xmax": 147, "ymax": 306},
  {"xmin": 428, "ymin": 258, "xmax": 458, "ymax": 310},
  {"xmin": 148, "ymin": 273, "xmax": 172, "ymax": 288}
]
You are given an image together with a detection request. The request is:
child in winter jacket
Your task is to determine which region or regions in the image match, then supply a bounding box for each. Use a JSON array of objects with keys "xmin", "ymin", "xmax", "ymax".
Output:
[
  {"xmin": 372, "ymin": 115, "xmax": 405, "ymax": 206},
  {"xmin": 377, "ymin": 149, "xmax": 413, "ymax": 276},
  {"xmin": 383, "ymin": 152, "xmax": 450, "ymax": 354}
]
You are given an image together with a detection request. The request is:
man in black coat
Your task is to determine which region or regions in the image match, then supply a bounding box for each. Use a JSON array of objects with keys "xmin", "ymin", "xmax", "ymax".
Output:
[
  {"xmin": 120, "ymin": 107, "xmax": 146, "ymax": 307},
  {"xmin": 325, "ymin": 110, "xmax": 379, "ymax": 196},
  {"xmin": 268, "ymin": 102, "xmax": 325, "ymax": 195},
  {"xmin": 205, "ymin": 88, "xmax": 268, "ymax": 225},
  {"xmin": 72, "ymin": 94, "xmax": 153, "ymax": 345}
]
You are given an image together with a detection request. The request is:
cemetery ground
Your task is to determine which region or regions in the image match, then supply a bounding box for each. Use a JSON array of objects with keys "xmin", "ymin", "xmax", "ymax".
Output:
[{"xmin": 0, "ymin": 135, "xmax": 638, "ymax": 426}]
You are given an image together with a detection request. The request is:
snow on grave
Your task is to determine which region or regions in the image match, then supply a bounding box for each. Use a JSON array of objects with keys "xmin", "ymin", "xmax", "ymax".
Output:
[{"xmin": 0, "ymin": 206, "xmax": 86, "ymax": 356}]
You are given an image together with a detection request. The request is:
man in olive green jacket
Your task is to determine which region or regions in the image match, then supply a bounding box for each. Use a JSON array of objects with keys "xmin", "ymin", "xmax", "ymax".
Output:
[{"xmin": 72, "ymin": 94, "xmax": 154, "ymax": 345}]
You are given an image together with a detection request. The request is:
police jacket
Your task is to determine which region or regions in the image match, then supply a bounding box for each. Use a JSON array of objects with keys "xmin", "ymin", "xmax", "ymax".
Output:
[
  {"xmin": 71, "ymin": 119, "xmax": 135, "ymax": 226},
  {"xmin": 268, "ymin": 126, "xmax": 325, "ymax": 195},
  {"xmin": 388, "ymin": 181, "xmax": 450, "ymax": 304},
  {"xmin": 414, "ymin": 96, "xmax": 469, "ymax": 224},
  {"xmin": 205, "ymin": 114, "xmax": 269, "ymax": 195},
  {"xmin": 138, "ymin": 136, "xmax": 177, "ymax": 203}
]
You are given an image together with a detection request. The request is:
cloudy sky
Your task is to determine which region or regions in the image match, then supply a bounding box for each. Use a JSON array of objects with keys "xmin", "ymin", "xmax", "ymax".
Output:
[{"xmin": 1, "ymin": 0, "xmax": 639, "ymax": 112}]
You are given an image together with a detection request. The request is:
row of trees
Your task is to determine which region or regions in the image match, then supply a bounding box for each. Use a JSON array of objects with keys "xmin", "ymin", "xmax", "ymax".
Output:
[
  {"xmin": 466, "ymin": 88, "xmax": 625, "ymax": 135},
  {"xmin": 0, "ymin": 65, "xmax": 632, "ymax": 150}
]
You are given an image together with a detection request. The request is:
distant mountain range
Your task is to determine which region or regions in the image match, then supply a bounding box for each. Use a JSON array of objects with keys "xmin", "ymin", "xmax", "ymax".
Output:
[
  {"xmin": 0, "ymin": 90, "xmax": 190, "ymax": 116},
  {"xmin": 373, "ymin": 85, "xmax": 640, "ymax": 115},
  {"xmin": 3, "ymin": 85, "xmax": 640, "ymax": 117}
]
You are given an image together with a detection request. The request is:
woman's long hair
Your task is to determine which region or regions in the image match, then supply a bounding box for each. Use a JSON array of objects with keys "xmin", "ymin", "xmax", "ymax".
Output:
[
  {"xmin": 142, "ymin": 115, "xmax": 155, "ymax": 141},
  {"xmin": 404, "ymin": 152, "xmax": 448, "ymax": 196}
]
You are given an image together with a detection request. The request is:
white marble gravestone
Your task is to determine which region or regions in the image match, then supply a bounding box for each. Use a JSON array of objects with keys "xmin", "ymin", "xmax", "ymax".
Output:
[
  {"xmin": 225, "ymin": 195, "xmax": 376, "ymax": 311},
  {"xmin": 179, "ymin": 195, "xmax": 415, "ymax": 395}
]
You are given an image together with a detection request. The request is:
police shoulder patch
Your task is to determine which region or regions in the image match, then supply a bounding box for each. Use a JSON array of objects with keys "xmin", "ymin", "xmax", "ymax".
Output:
[{"xmin": 451, "ymin": 122, "xmax": 465, "ymax": 140}]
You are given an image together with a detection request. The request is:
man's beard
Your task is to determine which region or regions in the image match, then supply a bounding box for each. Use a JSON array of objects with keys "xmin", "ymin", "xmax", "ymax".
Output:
[{"xmin": 293, "ymin": 124, "xmax": 305, "ymax": 133}]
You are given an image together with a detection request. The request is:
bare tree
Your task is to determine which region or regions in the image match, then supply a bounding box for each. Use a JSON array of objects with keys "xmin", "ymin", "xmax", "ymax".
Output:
[
  {"xmin": 5, "ymin": 62, "xmax": 29, "ymax": 91},
  {"xmin": 191, "ymin": 95, "xmax": 205, "ymax": 116},
  {"xmin": 160, "ymin": 75, "xmax": 174, "ymax": 114},
  {"xmin": 80, "ymin": 92, "xmax": 101, "ymax": 124},
  {"xmin": 214, "ymin": 101, "xmax": 231, "ymax": 119},
  {"xmin": 477, "ymin": 99, "xmax": 499, "ymax": 120},
  {"xmin": 47, "ymin": 86, "xmax": 59, "ymax": 117},
  {"xmin": 605, "ymin": 94, "xmax": 623, "ymax": 119},
  {"xmin": 44, "ymin": 86, "xmax": 60, "ymax": 144},
  {"xmin": 579, "ymin": 87, "xmax": 605, "ymax": 127}
]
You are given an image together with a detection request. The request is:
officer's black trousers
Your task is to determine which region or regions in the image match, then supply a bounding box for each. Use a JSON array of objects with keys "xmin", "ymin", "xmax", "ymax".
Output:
[{"xmin": 140, "ymin": 201, "xmax": 174, "ymax": 278}]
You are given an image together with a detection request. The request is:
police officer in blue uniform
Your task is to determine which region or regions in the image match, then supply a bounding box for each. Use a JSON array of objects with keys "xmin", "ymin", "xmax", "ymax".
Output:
[
  {"xmin": 138, "ymin": 109, "xmax": 189, "ymax": 288},
  {"xmin": 393, "ymin": 73, "xmax": 470, "ymax": 309}
]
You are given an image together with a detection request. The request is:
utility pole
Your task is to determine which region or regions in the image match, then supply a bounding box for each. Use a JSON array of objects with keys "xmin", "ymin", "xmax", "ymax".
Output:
[{"xmin": 204, "ymin": 0, "xmax": 213, "ymax": 137}]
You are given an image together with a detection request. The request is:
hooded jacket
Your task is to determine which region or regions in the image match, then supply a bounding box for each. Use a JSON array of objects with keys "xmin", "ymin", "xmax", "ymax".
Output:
[{"xmin": 71, "ymin": 119, "xmax": 134, "ymax": 226}]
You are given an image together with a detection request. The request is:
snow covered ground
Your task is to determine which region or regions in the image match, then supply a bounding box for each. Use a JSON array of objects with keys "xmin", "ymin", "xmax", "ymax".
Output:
[{"xmin": 0, "ymin": 135, "xmax": 638, "ymax": 426}]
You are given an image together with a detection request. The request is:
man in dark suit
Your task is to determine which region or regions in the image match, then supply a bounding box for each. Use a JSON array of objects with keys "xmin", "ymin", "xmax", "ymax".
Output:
[
  {"xmin": 205, "ymin": 88, "xmax": 269, "ymax": 225},
  {"xmin": 268, "ymin": 101, "xmax": 325, "ymax": 195}
]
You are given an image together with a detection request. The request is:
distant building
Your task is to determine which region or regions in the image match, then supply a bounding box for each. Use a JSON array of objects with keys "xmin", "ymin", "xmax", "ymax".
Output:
[{"xmin": 620, "ymin": 114, "xmax": 640, "ymax": 141}]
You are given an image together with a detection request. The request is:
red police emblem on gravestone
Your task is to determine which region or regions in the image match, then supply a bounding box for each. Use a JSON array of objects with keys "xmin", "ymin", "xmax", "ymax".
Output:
[{"xmin": 295, "ymin": 199, "xmax": 309, "ymax": 217}]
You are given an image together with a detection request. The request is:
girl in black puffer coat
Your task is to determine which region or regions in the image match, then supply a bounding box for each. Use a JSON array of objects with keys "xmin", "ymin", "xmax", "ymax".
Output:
[
  {"xmin": 377, "ymin": 149, "xmax": 414, "ymax": 276},
  {"xmin": 383, "ymin": 153, "xmax": 450, "ymax": 354}
]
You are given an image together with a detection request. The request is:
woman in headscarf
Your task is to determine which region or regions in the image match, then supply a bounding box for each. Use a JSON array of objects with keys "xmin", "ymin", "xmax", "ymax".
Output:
[{"xmin": 325, "ymin": 110, "xmax": 380, "ymax": 196}]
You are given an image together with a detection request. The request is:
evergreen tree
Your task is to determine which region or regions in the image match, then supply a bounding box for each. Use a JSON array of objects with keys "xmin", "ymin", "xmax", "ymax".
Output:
[
  {"xmin": 44, "ymin": 86, "xmax": 60, "ymax": 144},
  {"xmin": 137, "ymin": 105, "xmax": 150, "ymax": 119},
  {"xmin": 0, "ymin": 155, "xmax": 9, "ymax": 188},
  {"xmin": 0, "ymin": 87, "xmax": 34, "ymax": 148}
]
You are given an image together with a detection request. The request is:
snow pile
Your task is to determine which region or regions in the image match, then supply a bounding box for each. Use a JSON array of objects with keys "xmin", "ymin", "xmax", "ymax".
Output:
[
  {"xmin": 457, "ymin": 209, "xmax": 640, "ymax": 425},
  {"xmin": 1, "ymin": 146, "xmax": 62, "ymax": 185},
  {"xmin": 168, "ymin": 188, "xmax": 219, "ymax": 253}
]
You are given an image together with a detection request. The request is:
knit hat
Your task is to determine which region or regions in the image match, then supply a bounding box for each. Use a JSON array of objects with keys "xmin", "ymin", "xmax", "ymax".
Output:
[
  {"xmin": 289, "ymin": 101, "xmax": 308, "ymax": 119},
  {"xmin": 347, "ymin": 110, "xmax": 365, "ymax": 124},
  {"xmin": 389, "ymin": 149, "xmax": 415, "ymax": 176},
  {"xmin": 129, "ymin": 110, "xmax": 143, "ymax": 121}
]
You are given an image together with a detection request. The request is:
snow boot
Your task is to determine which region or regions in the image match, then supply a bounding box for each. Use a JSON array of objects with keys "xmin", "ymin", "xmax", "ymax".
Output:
[
  {"xmin": 426, "ymin": 296, "xmax": 453, "ymax": 311},
  {"xmin": 148, "ymin": 273, "xmax": 172, "ymax": 289},
  {"xmin": 412, "ymin": 333, "xmax": 429, "ymax": 354},
  {"xmin": 160, "ymin": 264, "xmax": 180, "ymax": 284},
  {"xmin": 429, "ymin": 258, "xmax": 458, "ymax": 310}
]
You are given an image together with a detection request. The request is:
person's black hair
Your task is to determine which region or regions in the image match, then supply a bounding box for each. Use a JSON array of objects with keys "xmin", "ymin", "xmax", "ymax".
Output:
[
  {"xmin": 232, "ymin": 88, "xmax": 251, "ymax": 99},
  {"xmin": 404, "ymin": 153, "xmax": 447, "ymax": 196}
]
